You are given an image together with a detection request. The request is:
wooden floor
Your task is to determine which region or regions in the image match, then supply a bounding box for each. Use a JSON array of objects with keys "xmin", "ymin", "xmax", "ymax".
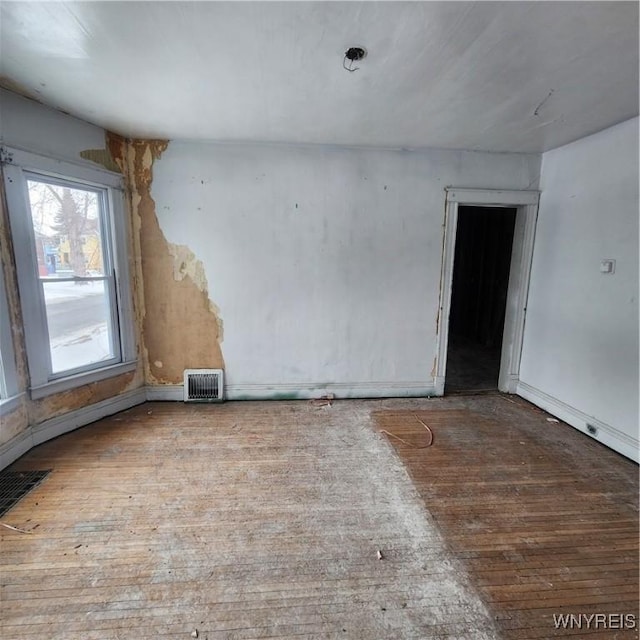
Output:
[
  {"xmin": 373, "ymin": 396, "xmax": 639, "ymax": 639},
  {"xmin": 1, "ymin": 395, "xmax": 638, "ymax": 639}
]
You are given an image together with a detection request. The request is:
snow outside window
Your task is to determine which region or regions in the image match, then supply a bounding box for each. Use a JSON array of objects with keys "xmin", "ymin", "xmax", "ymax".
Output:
[{"xmin": 2, "ymin": 148, "xmax": 136, "ymax": 398}]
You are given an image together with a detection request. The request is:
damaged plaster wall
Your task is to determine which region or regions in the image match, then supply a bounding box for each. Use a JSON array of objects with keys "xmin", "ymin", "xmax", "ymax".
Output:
[
  {"xmin": 0, "ymin": 89, "xmax": 144, "ymax": 453},
  {"xmin": 519, "ymin": 117, "xmax": 639, "ymax": 460},
  {"xmin": 151, "ymin": 141, "xmax": 541, "ymax": 397},
  {"xmin": 0, "ymin": 176, "xmax": 29, "ymax": 444},
  {"xmin": 107, "ymin": 137, "xmax": 224, "ymax": 385},
  {"xmin": 28, "ymin": 372, "xmax": 139, "ymax": 426}
]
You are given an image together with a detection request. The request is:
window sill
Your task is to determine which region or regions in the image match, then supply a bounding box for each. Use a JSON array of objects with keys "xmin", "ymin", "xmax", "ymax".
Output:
[
  {"xmin": 29, "ymin": 360, "xmax": 138, "ymax": 400},
  {"xmin": 0, "ymin": 393, "xmax": 26, "ymax": 417}
]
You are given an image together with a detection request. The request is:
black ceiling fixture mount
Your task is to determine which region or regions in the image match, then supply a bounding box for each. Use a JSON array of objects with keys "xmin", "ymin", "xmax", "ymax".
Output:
[{"xmin": 343, "ymin": 46, "xmax": 367, "ymax": 72}]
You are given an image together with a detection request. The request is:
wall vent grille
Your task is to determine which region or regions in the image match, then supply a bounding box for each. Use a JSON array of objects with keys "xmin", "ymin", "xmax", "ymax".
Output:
[{"xmin": 183, "ymin": 369, "xmax": 224, "ymax": 402}]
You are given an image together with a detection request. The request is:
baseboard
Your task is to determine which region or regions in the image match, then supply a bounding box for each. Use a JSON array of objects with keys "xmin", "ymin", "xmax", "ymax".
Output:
[
  {"xmin": 229, "ymin": 382, "xmax": 437, "ymax": 400},
  {"xmin": 0, "ymin": 429, "xmax": 33, "ymax": 472},
  {"xmin": 146, "ymin": 385, "xmax": 183, "ymax": 401},
  {"xmin": 516, "ymin": 381, "xmax": 639, "ymax": 463},
  {"xmin": 145, "ymin": 381, "xmax": 437, "ymax": 402},
  {"xmin": 0, "ymin": 387, "xmax": 147, "ymax": 470}
]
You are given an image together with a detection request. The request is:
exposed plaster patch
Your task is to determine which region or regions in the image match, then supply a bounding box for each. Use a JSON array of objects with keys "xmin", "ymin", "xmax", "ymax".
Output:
[
  {"xmin": 109, "ymin": 134, "xmax": 147, "ymax": 352},
  {"xmin": 168, "ymin": 243, "xmax": 206, "ymax": 288},
  {"xmin": 79, "ymin": 148, "xmax": 122, "ymax": 173},
  {"xmin": 0, "ymin": 401, "xmax": 28, "ymax": 446},
  {"xmin": 29, "ymin": 371, "xmax": 139, "ymax": 425},
  {"xmin": 167, "ymin": 243, "xmax": 224, "ymax": 342},
  {"xmin": 107, "ymin": 135, "xmax": 224, "ymax": 385}
]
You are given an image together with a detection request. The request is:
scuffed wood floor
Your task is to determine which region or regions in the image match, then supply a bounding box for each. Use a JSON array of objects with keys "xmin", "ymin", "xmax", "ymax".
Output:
[
  {"xmin": 1, "ymin": 396, "xmax": 638, "ymax": 639},
  {"xmin": 373, "ymin": 398, "xmax": 639, "ymax": 639},
  {"xmin": 1, "ymin": 399, "xmax": 497, "ymax": 640}
]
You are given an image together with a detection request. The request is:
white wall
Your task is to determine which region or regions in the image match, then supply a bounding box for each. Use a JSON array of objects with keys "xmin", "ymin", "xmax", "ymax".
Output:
[
  {"xmin": 0, "ymin": 89, "xmax": 107, "ymax": 165},
  {"xmin": 519, "ymin": 117, "xmax": 639, "ymax": 461},
  {"xmin": 152, "ymin": 142, "xmax": 540, "ymax": 398}
]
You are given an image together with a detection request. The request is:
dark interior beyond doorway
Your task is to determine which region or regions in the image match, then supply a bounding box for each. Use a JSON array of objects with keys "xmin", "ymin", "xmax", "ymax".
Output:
[{"xmin": 446, "ymin": 206, "xmax": 517, "ymax": 393}]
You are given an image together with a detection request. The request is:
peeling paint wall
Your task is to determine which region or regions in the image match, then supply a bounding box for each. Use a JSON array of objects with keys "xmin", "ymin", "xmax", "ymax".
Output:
[
  {"xmin": 107, "ymin": 137, "xmax": 224, "ymax": 385},
  {"xmin": 1, "ymin": 402, "xmax": 28, "ymax": 444},
  {"xmin": 0, "ymin": 174, "xmax": 29, "ymax": 445},
  {"xmin": 0, "ymin": 89, "xmax": 145, "ymax": 452},
  {"xmin": 0, "ymin": 179, "xmax": 28, "ymax": 392},
  {"xmin": 79, "ymin": 148, "xmax": 121, "ymax": 173},
  {"xmin": 151, "ymin": 141, "xmax": 541, "ymax": 395},
  {"xmin": 0, "ymin": 87, "xmax": 542, "ymax": 411},
  {"xmin": 29, "ymin": 372, "xmax": 140, "ymax": 425}
]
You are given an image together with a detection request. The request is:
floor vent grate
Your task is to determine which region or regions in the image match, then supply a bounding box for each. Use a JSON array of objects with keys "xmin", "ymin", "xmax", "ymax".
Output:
[
  {"xmin": 0, "ymin": 470, "xmax": 51, "ymax": 518},
  {"xmin": 184, "ymin": 369, "xmax": 224, "ymax": 402}
]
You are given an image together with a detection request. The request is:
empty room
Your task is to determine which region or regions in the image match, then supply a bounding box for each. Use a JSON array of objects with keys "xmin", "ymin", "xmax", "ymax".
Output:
[{"xmin": 0, "ymin": 2, "xmax": 638, "ymax": 638}]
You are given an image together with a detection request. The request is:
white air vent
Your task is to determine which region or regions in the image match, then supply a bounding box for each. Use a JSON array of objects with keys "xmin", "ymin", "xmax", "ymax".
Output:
[{"xmin": 183, "ymin": 369, "xmax": 224, "ymax": 402}]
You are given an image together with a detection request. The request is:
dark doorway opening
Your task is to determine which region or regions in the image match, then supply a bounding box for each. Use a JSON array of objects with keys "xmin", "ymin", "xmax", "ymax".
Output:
[{"xmin": 445, "ymin": 206, "xmax": 517, "ymax": 393}]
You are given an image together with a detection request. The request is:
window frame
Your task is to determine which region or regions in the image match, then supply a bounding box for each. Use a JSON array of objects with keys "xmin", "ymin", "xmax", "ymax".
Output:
[
  {"xmin": 25, "ymin": 173, "xmax": 122, "ymax": 379},
  {"xmin": 2, "ymin": 146, "xmax": 136, "ymax": 399}
]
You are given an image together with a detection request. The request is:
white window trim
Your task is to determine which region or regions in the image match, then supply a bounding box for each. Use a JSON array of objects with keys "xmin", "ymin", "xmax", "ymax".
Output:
[
  {"xmin": 0, "ymin": 393, "xmax": 25, "ymax": 417},
  {"xmin": 1, "ymin": 146, "xmax": 137, "ymax": 398}
]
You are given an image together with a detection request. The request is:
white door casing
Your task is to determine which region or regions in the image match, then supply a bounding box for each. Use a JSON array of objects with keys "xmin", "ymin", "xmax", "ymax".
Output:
[{"xmin": 435, "ymin": 188, "xmax": 539, "ymax": 395}]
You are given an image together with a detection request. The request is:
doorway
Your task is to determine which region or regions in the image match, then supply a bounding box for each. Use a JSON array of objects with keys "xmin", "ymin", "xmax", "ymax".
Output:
[
  {"xmin": 445, "ymin": 206, "xmax": 517, "ymax": 392},
  {"xmin": 435, "ymin": 187, "xmax": 539, "ymax": 397}
]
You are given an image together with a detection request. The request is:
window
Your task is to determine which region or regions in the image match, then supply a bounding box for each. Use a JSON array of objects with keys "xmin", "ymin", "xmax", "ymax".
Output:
[
  {"xmin": 25, "ymin": 177, "xmax": 120, "ymax": 374},
  {"xmin": 2, "ymin": 147, "xmax": 136, "ymax": 398}
]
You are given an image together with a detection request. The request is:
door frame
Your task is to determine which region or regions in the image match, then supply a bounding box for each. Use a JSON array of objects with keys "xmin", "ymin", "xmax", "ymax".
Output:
[{"xmin": 435, "ymin": 188, "xmax": 540, "ymax": 395}]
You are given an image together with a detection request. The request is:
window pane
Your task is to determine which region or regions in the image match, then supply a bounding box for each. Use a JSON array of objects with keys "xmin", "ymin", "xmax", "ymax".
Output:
[
  {"xmin": 42, "ymin": 280, "xmax": 115, "ymax": 373},
  {"xmin": 26, "ymin": 178, "xmax": 118, "ymax": 375},
  {"xmin": 27, "ymin": 180, "xmax": 106, "ymax": 277}
]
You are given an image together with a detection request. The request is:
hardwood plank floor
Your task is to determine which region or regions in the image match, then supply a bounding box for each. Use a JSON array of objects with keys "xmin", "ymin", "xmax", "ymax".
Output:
[
  {"xmin": 2, "ymin": 399, "xmax": 497, "ymax": 640},
  {"xmin": 373, "ymin": 395, "xmax": 639, "ymax": 639},
  {"xmin": 1, "ymin": 395, "xmax": 637, "ymax": 639}
]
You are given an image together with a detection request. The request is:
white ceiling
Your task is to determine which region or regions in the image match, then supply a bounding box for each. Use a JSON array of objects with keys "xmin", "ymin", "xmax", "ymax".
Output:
[{"xmin": 1, "ymin": 1, "xmax": 638, "ymax": 152}]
